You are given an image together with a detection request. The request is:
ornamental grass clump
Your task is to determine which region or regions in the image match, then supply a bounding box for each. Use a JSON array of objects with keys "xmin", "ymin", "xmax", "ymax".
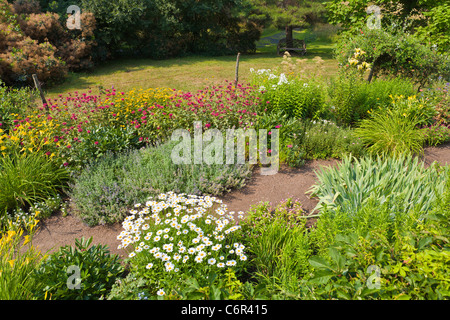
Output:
[
  {"xmin": 0, "ymin": 150, "xmax": 69, "ymax": 226},
  {"xmin": 354, "ymin": 108, "xmax": 425, "ymax": 156},
  {"xmin": 308, "ymin": 155, "xmax": 450, "ymax": 216},
  {"xmin": 117, "ymin": 192, "xmax": 247, "ymax": 297}
]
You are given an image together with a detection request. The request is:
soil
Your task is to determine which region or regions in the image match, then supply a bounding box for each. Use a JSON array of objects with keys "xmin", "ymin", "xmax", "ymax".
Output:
[{"xmin": 30, "ymin": 143, "xmax": 450, "ymax": 259}]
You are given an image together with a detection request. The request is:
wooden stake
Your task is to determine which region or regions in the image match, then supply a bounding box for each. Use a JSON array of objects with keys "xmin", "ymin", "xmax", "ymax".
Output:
[
  {"xmin": 235, "ymin": 52, "xmax": 241, "ymax": 87},
  {"xmin": 32, "ymin": 74, "xmax": 47, "ymax": 106}
]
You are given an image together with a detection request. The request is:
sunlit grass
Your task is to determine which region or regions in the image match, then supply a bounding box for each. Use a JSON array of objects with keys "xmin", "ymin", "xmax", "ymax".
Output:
[{"xmin": 43, "ymin": 27, "xmax": 339, "ymax": 98}]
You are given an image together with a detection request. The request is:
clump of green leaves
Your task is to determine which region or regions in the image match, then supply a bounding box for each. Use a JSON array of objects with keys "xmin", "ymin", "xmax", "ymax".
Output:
[
  {"xmin": 328, "ymin": 70, "xmax": 416, "ymax": 126},
  {"xmin": 300, "ymin": 119, "xmax": 365, "ymax": 160},
  {"xmin": 354, "ymin": 108, "xmax": 425, "ymax": 156},
  {"xmin": 0, "ymin": 150, "xmax": 69, "ymax": 227},
  {"xmin": 32, "ymin": 237, "xmax": 124, "ymax": 300},
  {"xmin": 308, "ymin": 155, "xmax": 450, "ymax": 216},
  {"xmin": 70, "ymin": 140, "xmax": 252, "ymax": 226},
  {"xmin": 0, "ymin": 79, "xmax": 38, "ymax": 132},
  {"xmin": 302, "ymin": 174, "xmax": 450, "ymax": 300},
  {"xmin": 420, "ymin": 123, "xmax": 450, "ymax": 146},
  {"xmin": 238, "ymin": 198, "xmax": 312, "ymax": 296}
]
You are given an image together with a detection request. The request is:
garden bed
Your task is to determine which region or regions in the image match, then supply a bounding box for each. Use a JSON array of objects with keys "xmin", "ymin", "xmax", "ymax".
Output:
[{"xmin": 30, "ymin": 142, "xmax": 450, "ymax": 259}]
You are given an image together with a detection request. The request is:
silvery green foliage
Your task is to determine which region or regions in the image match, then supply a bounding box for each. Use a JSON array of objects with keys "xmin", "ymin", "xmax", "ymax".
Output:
[{"xmin": 308, "ymin": 155, "xmax": 450, "ymax": 216}]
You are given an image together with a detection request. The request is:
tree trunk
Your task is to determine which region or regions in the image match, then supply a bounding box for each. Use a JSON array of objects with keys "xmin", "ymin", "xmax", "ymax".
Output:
[
  {"xmin": 367, "ymin": 58, "xmax": 376, "ymax": 83},
  {"xmin": 285, "ymin": 25, "xmax": 293, "ymax": 49}
]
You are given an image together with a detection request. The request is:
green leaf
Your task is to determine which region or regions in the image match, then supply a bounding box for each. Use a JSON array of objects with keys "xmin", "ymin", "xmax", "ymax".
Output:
[
  {"xmin": 309, "ymin": 256, "xmax": 334, "ymax": 271},
  {"xmin": 395, "ymin": 293, "xmax": 411, "ymax": 300},
  {"xmin": 210, "ymin": 285, "xmax": 222, "ymax": 300},
  {"xmin": 308, "ymin": 269, "xmax": 335, "ymax": 285},
  {"xmin": 418, "ymin": 236, "xmax": 433, "ymax": 250},
  {"xmin": 328, "ymin": 247, "xmax": 346, "ymax": 271}
]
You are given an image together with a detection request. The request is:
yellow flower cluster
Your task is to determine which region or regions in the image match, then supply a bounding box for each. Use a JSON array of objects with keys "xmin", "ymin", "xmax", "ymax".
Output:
[
  {"xmin": 1, "ymin": 211, "xmax": 41, "ymax": 276},
  {"xmin": 105, "ymin": 87, "xmax": 178, "ymax": 122},
  {"xmin": 348, "ymin": 48, "xmax": 371, "ymax": 72},
  {"xmin": 1, "ymin": 114, "xmax": 59, "ymax": 156}
]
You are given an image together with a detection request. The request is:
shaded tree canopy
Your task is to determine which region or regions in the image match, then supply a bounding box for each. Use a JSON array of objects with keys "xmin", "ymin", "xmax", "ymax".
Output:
[{"xmin": 248, "ymin": 0, "xmax": 327, "ymax": 48}]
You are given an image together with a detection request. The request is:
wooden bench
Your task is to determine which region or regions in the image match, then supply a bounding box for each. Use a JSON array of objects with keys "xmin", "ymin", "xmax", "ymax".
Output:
[{"xmin": 277, "ymin": 38, "xmax": 307, "ymax": 56}]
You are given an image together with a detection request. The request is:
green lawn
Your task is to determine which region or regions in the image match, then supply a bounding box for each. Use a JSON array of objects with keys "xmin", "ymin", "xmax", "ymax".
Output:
[{"xmin": 44, "ymin": 27, "xmax": 338, "ymax": 98}]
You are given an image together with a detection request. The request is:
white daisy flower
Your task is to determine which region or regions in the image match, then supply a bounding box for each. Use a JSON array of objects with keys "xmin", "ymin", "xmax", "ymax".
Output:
[
  {"xmin": 226, "ymin": 260, "xmax": 237, "ymax": 266},
  {"xmin": 157, "ymin": 289, "xmax": 165, "ymax": 296}
]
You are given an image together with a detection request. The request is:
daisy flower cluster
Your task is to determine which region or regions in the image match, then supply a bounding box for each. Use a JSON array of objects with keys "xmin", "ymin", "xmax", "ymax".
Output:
[{"xmin": 117, "ymin": 192, "xmax": 247, "ymax": 276}]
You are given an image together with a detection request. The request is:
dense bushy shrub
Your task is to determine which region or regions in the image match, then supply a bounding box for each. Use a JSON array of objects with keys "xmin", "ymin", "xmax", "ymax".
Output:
[
  {"xmin": 32, "ymin": 237, "xmax": 124, "ymax": 300},
  {"xmin": 328, "ymin": 69, "xmax": 416, "ymax": 126},
  {"xmin": 69, "ymin": 140, "xmax": 252, "ymax": 226},
  {"xmin": 410, "ymin": 3, "xmax": 450, "ymax": 54},
  {"xmin": 0, "ymin": 0, "xmax": 96, "ymax": 86},
  {"xmin": 334, "ymin": 24, "xmax": 450, "ymax": 88}
]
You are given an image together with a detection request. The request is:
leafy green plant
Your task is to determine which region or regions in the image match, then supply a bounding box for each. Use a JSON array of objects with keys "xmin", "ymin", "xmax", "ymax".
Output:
[
  {"xmin": 172, "ymin": 269, "xmax": 247, "ymax": 300},
  {"xmin": 32, "ymin": 237, "xmax": 124, "ymax": 300},
  {"xmin": 300, "ymin": 170, "xmax": 450, "ymax": 300},
  {"xmin": 238, "ymin": 199, "xmax": 312, "ymax": 295},
  {"xmin": 106, "ymin": 271, "xmax": 151, "ymax": 300},
  {"xmin": 303, "ymin": 219, "xmax": 450, "ymax": 300},
  {"xmin": 388, "ymin": 95, "xmax": 436, "ymax": 126},
  {"xmin": 420, "ymin": 123, "xmax": 450, "ymax": 146},
  {"xmin": 65, "ymin": 124, "xmax": 145, "ymax": 169},
  {"xmin": 0, "ymin": 150, "xmax": 69, "ymax": 225},
  {"xmin": 420, "ymin": 81, "xmax": 450, "ymax": 125},
  {"xmin": 107, "ymin": 268, "xmax": 264, "ymax": 300},
  {"xmin": 1, "ymin": 194, "xmax": 65, "ymax": 231},
  {"xmin": 70, "ymin": 140, "xmax": 252, "ymax": 226},
  {"xmin": 308, "ymin": 155, "xmax": 450, "ymax": 216},
  {"xmin": 328, "ymin": 70, "xmax": 416, "ymax": 126},
  {"xmin": 118, "ymin": 192, "xmax": 247, "ymax": 298},
  {"xmin": 0, "ymin": 217, "xmax": 42, "ymax": 300},
  {"xmin": 415, "ymin": 3, "xmax": 450, "ymax": 54},
  {"xmin": 255, "ymin": 109, "xmax": 307, "ymax": 167},
  {"xmin": 251, "ymin": 69, "xmax": 326, "ymax": 120},
  {"xmin": 0, "ymin": 79, "xmax": 38, "ymax": 132},
  {"xmin": 354, "ymin": 108, "xmax": 425, "ymax": 156},
  {"xmin": 300, "ymin": 119, "xmax": 365, "ymax": 160}
]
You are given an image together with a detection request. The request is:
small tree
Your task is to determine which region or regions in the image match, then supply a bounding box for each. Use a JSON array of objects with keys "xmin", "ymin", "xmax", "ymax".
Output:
[
  {"xmin": 249, "ymin": 0, "xmax": 326, "ymax": 48},
  {"xmin": 334, "ymin": 24, "xmax": 450, "ymax": 89}
]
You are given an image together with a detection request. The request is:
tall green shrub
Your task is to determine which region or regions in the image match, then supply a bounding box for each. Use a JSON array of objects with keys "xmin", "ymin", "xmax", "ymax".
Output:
[
  {"xmin": 328, "ymin": 70, "xmax": 416, "ymax": 126},
  {"xmin": 334, "ymin": 24, "xmax": 450, "ymax": 88}
]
